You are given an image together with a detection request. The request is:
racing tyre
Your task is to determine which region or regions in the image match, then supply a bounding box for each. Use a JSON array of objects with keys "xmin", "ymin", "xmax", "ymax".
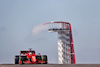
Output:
[
  {"xmin": 42, "ymin": 55, "xmax": 48, "ymax": 64},
  {"xmin": 15, "ymin": 56, "xmax": 19, "ymax": 64},
  {"xmin": 20, "ymin": 56, "xmax": 27, "ymax": 64},
  {"xmin": 36, "ymin": 56, "xmax": 42, "ymax": 64}
]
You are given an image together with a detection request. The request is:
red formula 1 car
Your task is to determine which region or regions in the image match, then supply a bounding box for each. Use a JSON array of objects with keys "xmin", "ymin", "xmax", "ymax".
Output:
[{"xmin": 15, "ymin": 49, "xmax": 48, "ymax": 64}]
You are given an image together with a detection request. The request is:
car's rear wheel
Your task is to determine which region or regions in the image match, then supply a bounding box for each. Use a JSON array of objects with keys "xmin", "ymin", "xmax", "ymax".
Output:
[
  {"xmin": 15, "ymin": 56, "xmax": 19, "ymax": 64},
  {"xmin": 36, "ymin": 55, "xmax": 48, "ymax": 64}
]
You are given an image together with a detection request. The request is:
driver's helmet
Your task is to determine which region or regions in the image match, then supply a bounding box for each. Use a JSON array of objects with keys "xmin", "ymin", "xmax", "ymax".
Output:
[
  {"xmin": 28, "ymin": 50, "xmax": 30, "ymax": 52},
  {"xmin": 29, "ymin": 52, "xmax": 32, "ymax": 55},
  {"xmin": 28, "ymin": 49, "xmax": 32, "ymax": 52}
]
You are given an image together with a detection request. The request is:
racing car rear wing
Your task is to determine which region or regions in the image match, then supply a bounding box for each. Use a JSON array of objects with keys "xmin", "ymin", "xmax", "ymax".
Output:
[{"xmin": 20, "ymin": 51, "xmax": 35, "ymax": 54}]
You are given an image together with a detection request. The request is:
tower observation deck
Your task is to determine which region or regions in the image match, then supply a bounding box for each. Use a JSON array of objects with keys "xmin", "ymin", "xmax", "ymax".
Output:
[{"xmin": 43, "ymin": 21, "xmax": 76, "ymax": 64}]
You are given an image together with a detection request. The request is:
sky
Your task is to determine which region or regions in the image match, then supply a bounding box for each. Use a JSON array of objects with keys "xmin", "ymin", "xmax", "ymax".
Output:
[{"xmin": 0, "ymin": 0, "xmax": 100, "ymax": 64}]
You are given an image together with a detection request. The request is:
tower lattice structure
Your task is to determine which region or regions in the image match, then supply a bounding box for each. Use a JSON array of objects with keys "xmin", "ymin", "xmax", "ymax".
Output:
[{"xmin": 43, "ymin": 21, "xmax": 76, "ymax": 64}]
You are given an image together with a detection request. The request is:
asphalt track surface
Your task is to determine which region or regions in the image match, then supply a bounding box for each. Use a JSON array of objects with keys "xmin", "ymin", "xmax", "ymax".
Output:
[{"xmin": 0, "ymin": 64, "xmax": 100, "ymax": 67}]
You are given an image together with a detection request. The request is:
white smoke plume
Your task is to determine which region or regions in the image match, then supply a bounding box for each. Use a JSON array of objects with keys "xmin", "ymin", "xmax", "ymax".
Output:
[{"xmin": 32, "ymin": 24, "xmax": 48, "ymax": 36}]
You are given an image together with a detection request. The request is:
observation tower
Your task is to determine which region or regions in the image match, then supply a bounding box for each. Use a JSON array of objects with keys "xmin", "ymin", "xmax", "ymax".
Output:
[{"xmin": 43, "ymin": 21, "xmax": 75, "ymax": 64}]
